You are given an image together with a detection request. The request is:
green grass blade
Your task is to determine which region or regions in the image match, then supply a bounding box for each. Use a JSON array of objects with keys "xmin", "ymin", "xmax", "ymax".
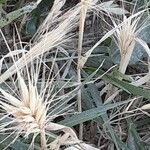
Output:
[
  {"xmin": 0, "ymin": 3, "xmax": 37, "ymax": 28},
  {"xmin": 127, "ymin": 120, "xmax": 146, "ymax": 150},
  {"xmin": 84, "ymin": 67, "xmax": 150, "ymax": 99},
  {"xmin": 80, "ymin": 80, "xmax": 127, "ymax": 150},
  {"xmin": 59, "ymin": 99, "xmax": 131, "ymax": 127},
  {"xmin": 0, "ymin": 135, "xmax": 29, "ymax": 150}
]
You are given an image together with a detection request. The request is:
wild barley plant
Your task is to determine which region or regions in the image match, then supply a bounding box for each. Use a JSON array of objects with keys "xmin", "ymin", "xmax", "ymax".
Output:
[
  {"xmin": 0, "ymin": 0, "xmax": 81, "ymax": 83},
  {"xmin": 105, "ymin": 15, "xmax": 139, "ymax": 99},
  {"xmin": 104, "ymin": 7, "xmax": 150, "ymax": 102},
  {"xmin": 0, "ymin": 51, "xmax": 85, "ymax": 149},
  {"xmin": 113, "ymin": 4, "xmax": 150, "ymax": 85}
]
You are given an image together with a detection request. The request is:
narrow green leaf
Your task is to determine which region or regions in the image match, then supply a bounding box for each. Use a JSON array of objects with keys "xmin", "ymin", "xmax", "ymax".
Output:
[
  {"xmin": 127, "ymin": 120, "xmax": 146, "ymax": 150},
  {"xmin": 84, "ymin": 67, "xmax": 150, "ymax": 99},
  {"xmin": 0, "ymin": 135, "xmax": 29, "ymax": 150},
  {"xmin": 0, "ymin": 3, "xmax": 37, "ymax": 28},
  {"xmin": 81, "ymin": 73, "xmax": 128, "ymax": 150},
  {"xmin": 59, "ymin": 99, "xmax": 130, "ymax": 127}
]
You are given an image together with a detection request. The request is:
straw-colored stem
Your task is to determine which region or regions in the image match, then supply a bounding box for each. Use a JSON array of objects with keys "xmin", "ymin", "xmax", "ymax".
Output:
[
  {"xmin": 107, "ymin": 42, "xmax": 135, "ymax": 98},
  {"xmin": 106, "ymin": 20, "xmax": 136, "ymax": 100},
  {"xmin": 77, "ymin": 70, "xmax": 83, "ymax": 139},
  {"xmin": 41, "ymin": 129, "xmax": 47, "ymax": 150},
  {"xmin": 118, "ymin": 46, "xmax": 134, "ymax": 75},
  {"xmin": 77, "ymin": 0, "xmax": 88, "ymax": 140}
]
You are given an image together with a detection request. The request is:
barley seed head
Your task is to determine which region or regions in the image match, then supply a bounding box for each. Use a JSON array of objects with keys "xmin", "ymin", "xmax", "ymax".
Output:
[
  {"xmin": 115, "ymin": 16, "xmax": 139, "ymax": 58},
  {"xmin": 0, "ymin": 53, "xmax": 81, "ymax": 149}
]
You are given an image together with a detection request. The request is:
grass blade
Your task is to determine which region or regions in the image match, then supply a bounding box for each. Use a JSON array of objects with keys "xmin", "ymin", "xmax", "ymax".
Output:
[
  {"xmin": 59, "ymin": 99, "xmax": 131, "ymax": 127},
  {"xmin": 0, "ymin": 3, "xmax": 37, "ymax": 28},
  {"xmin": 84, "ymin": 67, "xmax": 150, "ymax": 99}
]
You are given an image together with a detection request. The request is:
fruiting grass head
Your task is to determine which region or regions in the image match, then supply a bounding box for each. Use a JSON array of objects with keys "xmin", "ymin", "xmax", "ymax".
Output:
[
  {"xmin": 114, "ymin": 15, "xmax": 140, "ymax": 74},
  {"xmin": 0, "ymin": 55, "xmax": 80, "ymax": 149},
  {"xmin": 116, "ymin": 16, "xmax": 137, "ymax": 57},
  {"xmin": 0, "ymin": 73, "xmax": 46, "ymax": 136}
]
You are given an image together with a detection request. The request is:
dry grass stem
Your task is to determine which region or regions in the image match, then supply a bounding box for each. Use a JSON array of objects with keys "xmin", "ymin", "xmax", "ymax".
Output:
[{"xmin": 77, "ymin": 0, "xmax": 92, "ymax": 140}]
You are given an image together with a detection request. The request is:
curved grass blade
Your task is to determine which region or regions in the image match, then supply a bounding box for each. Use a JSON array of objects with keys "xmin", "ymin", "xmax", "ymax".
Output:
[
  {"xmin": 59, "ymin": 99, "xmax": 131, "ymax": 127},
  {"xmin": 84, "ymin": 67, "xmax": 150, "ymax": 99}
]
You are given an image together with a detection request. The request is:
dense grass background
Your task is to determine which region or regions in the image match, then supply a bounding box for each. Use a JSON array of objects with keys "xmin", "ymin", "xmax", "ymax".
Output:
[{"xmin": 0, "ymin": 0, "xmax": 150, "ymax": 149}]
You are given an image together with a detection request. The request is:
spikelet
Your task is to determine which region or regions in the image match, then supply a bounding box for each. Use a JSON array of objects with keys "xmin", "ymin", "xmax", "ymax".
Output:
[{"xmin": 114, "ymin": 15, "xmax": 139, "ymax": 74}]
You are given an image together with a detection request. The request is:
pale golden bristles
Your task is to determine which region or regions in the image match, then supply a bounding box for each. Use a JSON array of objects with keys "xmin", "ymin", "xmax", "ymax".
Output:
[
  {"xmin": 0, "ymin": 74, "xmax": 46, "ymax": 137},
  {"xmin": 0, "ymin": 67, "xmax": 82, "ymax": 149},
  {"xmin": 115, "ymin": 16, "xmax": 139, "ymax": 74}
]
